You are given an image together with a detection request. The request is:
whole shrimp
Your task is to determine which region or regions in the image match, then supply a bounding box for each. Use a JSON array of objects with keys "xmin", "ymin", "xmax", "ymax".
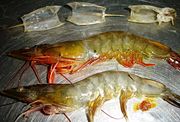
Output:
[
  {"xmin": 8, "ymin": 31, "xmax": 180, "ymax": 83},
  {"xmin": 1, "ymin": 71, "xmax": 180, "ymax": 122}
]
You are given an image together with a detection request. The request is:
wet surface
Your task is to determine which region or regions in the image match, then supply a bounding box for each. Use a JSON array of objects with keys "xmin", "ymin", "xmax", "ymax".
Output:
[{"xmin": 0, "ymin": 0, "xmax": 180, "ymax": 122}]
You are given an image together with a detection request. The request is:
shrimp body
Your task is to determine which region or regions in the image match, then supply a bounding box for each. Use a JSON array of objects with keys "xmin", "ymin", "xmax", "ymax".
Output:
[
  {"xmin": 1, "ymin": 71, "xmax": 180, "ymax": 122},
  {"xmin": 85, "ymin": 31, "xmax": 172, "ymax": 67},
  {"xmin": 9, "ymin": 31, "xmax": 180, "ymax": 83}
]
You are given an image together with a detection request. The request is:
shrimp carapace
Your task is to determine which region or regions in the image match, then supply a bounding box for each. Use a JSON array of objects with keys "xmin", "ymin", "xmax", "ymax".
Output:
[
  {"xmin": 8, "ymin": 31, "xmax": 180, "ymax": 84},
  {"xmin": 1, "ymin": 71, "xmax": 180, "ymax": 122}
]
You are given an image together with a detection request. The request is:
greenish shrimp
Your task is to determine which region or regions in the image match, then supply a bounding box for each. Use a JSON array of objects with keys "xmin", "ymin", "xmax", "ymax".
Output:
[{"xmin": 8, "ymin": 31, "xmax": 180, "ymax": 84}]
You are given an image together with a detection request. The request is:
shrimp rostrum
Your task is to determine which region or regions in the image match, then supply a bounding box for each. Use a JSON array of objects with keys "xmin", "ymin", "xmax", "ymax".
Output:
[
  {"xmin": 0, "ymin": 71, "xmax": 180, "ymax": 122},
  {"xmin": 8, "ymin": 31, "xmax": 180, "ymax": 83}
]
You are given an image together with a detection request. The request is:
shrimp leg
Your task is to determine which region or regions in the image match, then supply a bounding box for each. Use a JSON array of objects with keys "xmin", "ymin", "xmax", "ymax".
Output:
[
  {"xmin": 48, "ymin": 62, "xmax": 59, "ymax": 84},
  {"xmin": 30, "ymin": 61, "xmax": 42, "ymax": 83},
  {"xmin": 86, "ymin": 95, "xmax": 105, "ymax": 122},
  {"xmin": 5, "ymin": 61, "xmax": 42, "ymax": 89},
  {"xmin": 71, "ymin": 56, "xmax": 106, "ymax": 74},
  {"xmin": 15, "ymin": 101, "xmax": 45, "ymax": 122},
  {"xmin": 116, "ymin": 51, "xmax": 155, "ymax": 67},
  {"xmin": 48, "ymin": 61, "xmax": 74, "ymax": 84},
  {"xmin": 119, "ymin": 89, "xmax": 134, "ymax": 120},
  {"xmin": 5, "ymin": 62, "xmax": 29, "ymax": 89}
]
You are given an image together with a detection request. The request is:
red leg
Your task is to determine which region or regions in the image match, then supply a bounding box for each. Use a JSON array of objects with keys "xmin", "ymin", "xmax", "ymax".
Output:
[
  {"xmin": 117, "ymin": 54, "xmax": 134, "ymax": 68},
  {"xmin": 135, "ymin": 54, "xmax": 155, "ymax": 67},
  {"xmin": 30, "ymin": 61, "xmax": 43, "ymax": 84},
  {"xmin": 55, "ymin": 65, "xmax": 74, "ymax": 85},
  {"xmin": 47, "ymin": 62, "xmax": 59, "ymax": 84},
  {"xmin": 117, "ymin": 51, "xmax": 155, "ymax": 68},
  {"xmin": 18, "ymin": 62, "xmax": 31, "ymax": 86},
  {"xmin": 59, "ymin": 73, "xmax": 74, "ymax": 85},
  {"xmin": 137, "ymin": 61, "xmax": 155, "ymax": 67},
  {"xmin": 5, "ymin": 61, "xmax": 30, "ymax": 89},
  {"xmin": 47, "ymin": 61, "xmax": 74, "ymax": 84},
  {"xmin": 71, "ymin": 56, "xmax": 106, "ymax": 74}
]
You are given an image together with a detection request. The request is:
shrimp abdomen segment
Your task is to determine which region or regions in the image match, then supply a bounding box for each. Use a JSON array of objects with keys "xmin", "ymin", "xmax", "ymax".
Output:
[{"xmin": 85, "ymin": 32, "xmax": 114, "ymax": 54}]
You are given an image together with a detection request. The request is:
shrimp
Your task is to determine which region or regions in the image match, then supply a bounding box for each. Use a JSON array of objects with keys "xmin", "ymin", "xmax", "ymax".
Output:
[
  {"xmin": 0, "ymin": 71, "xmax": 180, "ymax": 122},
  {"xmin": 8, "ymin": 31, "xmax": 180, "ymax": 83}
]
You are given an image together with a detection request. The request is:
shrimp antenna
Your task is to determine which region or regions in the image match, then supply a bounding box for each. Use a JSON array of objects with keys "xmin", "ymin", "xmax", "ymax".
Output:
[
  {"xmin": 60, "ymin": 73, "xmax": 74, "ymax": 86},
  {"xmin": 63, "ymin": 113, "xmax": 71, "ymax": 122},
  {"xmin": 8, "ymin": 23, "xmax": 24, "ymax": 29},
  {"xmin": 104, "ymin": 13, "xmax": 125, "ymax": 17},
  {"xmin": 4, "ymin": 61, "xmax": 29, "ymax": 89},
  {"xmin": 0, "ymin": 101, "xmax": 19, "ymax": 107},
  {"xmin": 101, "ymin": 109, "xmax": 123, "ymax": 120}
]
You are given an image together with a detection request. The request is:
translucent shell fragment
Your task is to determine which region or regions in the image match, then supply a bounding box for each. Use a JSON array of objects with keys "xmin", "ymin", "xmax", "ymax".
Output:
[
  {"xmin": 21, "ymin": 6, "xmax": 64, "ymax": 32},
  {"xmin": 128, "ymin": 5, "xmax": 176, "ymax": 25},
  {"xmin": 67, "ymin": 2, "xmax": 123, "ymax": 25}
]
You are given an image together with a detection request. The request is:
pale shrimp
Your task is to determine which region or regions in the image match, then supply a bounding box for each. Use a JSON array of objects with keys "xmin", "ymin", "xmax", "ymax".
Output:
[{"xmin": 1, "ymin": 71, "xmax": 180, "ymax": 122}]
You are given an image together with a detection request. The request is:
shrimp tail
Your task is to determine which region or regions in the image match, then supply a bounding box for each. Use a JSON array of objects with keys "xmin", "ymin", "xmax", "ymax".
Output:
[
  {"xmin": 162, "ymin": 90, "xmax": 180, "ymax": 108},
  {"xmin": 167, "ymin": 51, "xmax": 180, "ymax": 70}
]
